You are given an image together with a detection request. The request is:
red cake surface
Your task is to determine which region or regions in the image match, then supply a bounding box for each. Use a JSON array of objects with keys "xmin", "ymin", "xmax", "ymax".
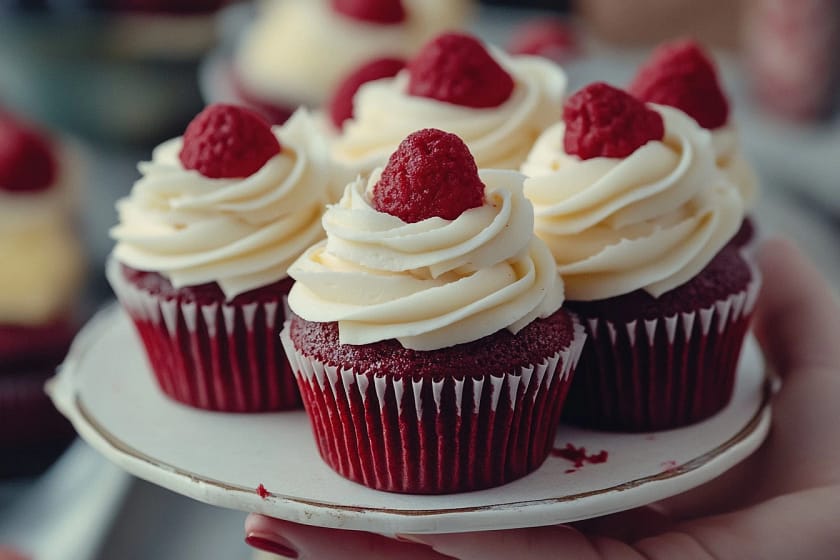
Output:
[
  {"xmin": 121, "ymin": 264, "xmax": 293, "ymax": 306},
  {"xmin": 563, "ymin": 82, "xmax": 664, "ymax": 160},
  {"xmin": 290, "ymin": 308, "xmax": 575, "ymax": 379},
  {"xmin": 568, "ymin": 246, "xmax": 752, "ymax": 323},
  {"xmin": 407, "ymin": 33, "xmax": 514, "ymax": 109},
  {"xmin": 728, "ymin": 217, "xmax": 757, "ymax": 250},
  {"xmin": 372, "ymin": 128, "xmax": 485, "ymax": 223}
]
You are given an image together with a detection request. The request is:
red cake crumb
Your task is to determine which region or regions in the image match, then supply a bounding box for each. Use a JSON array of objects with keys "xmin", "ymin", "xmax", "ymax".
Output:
[
  {"xmin": 0, "ymin": 114, "xmax": 57, "ymax": 193},
  {"xmin": 372, "ymin": 128, "xmax": 485, "ymax": 223},
  {"xmin": 563, "ymin": 82, "xmax": 665, "ymax": 160},
  {"xmin": 179, "ymin": 104, "xmax": 281, "ymax": 179},
  {"xmin": 407, "ymin": 32, "xmax": 514, "ymax": 108},
  {"xmin": 331, "ymin": 0, "xmax": 406, "ymax": 24},
  {"xmin": 508, "ymin": 19, "xmax": 579, "ymax": 61},
  {"xmin": 551, "ymin": 443, "xmax": 608, "ymax": 471},
  {"xmin": 660, "ymin": 460, "xmax": 678, "ymax": 473},
  {"xmin": 329, "ymin": 57, "xmax": 405, "ymax": 129},
  {"xmin": 629, "ymin": 39, "xmax": 729, "ymax": 130},
  {"xmin": 256, "ymin": 483, "xmax": 269, "ymax": 499}
]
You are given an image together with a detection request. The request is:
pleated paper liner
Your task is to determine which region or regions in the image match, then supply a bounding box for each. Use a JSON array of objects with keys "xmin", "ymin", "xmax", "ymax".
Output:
[
  {"xmin": 563, "ymin": 269, "xmax": 762, "ymax": 432},
  {"xmin": 282, "ymin": 320, "xmax": 587, "ymax": 494},
  {"xmin": 107, "ymin": 258, "xmax": 300, "ymax": 412}
]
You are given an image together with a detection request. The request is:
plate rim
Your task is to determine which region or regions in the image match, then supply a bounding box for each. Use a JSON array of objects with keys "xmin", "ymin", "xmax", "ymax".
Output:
[{"xmin": 48, "ymin": 304, "xmax": 773, "ymax": 532}]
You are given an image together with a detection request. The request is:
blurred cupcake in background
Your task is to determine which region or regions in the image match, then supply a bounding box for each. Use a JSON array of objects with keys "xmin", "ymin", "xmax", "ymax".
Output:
[
  {"xmin": 328, "ymin": 31, "xmax": 567, "ymax": 200},
  {"xmin": 231, "ymin": 0, "xmax": 424, "ymax": 125},
  {"xmin": 0, "ymin": 0, "xmax": 227, "ymax": 146},
  {"xmin": 522, "ymin": 83, "xmax": 758, "ymax": 432},
  {"xmin": 108, "ymin": 104, "xmax": 331, "ymax": 412},
  {"xmin": 0, "ymin": 112, "xmax": 86, "ymax": 476},
  {"xmin": 629, "ymin": 39, "xmax": 760, "ymax": 251}
]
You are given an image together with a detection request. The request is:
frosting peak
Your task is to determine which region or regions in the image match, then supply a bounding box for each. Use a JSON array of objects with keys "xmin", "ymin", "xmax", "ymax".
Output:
[
  {"xmin": 523, "ymin": 104, "xmax": 743, "ymax": 301},
  {"xmin": 111, "ymin": 109, "xmax": 330, "ymax": 299},
  {"xmin": 288, "ymin": 169, "xmax": 564, "ymax": 350}
]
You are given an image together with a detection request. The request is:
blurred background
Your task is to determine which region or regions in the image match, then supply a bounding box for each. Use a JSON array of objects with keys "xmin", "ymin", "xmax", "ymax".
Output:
[{"xmin": 0, "ymin": 0, "xmax": 838, "ymax": 558}]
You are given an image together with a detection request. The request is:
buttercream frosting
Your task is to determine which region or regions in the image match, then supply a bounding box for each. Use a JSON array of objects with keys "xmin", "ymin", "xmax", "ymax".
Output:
[
  {"xmin": 710, "ymin": 123, "xmax": 759, "ymax": 209},
  {"xmin": 111, "ymin": 109, "xmax": 330, "ymax": 299},
  {"xmin": 288, "ymin": 168, "xmax": 564, "ymax": 351},
  {"xmin": 522, "ymin": 104, "xmax": 743, "ymax": 301},
  {"xmin": 235, "ymin": 0, "xmax": 412, "ymax": 107},
  {"xmin": 330, "ymin": 52, "xmax": 567, "ymax": 197}
]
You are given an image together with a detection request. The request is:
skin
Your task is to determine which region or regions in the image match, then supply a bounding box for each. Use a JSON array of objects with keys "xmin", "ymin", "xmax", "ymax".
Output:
[{"xmin": 245, "ymin": 238, "xmax": 840, "ymax": 559}]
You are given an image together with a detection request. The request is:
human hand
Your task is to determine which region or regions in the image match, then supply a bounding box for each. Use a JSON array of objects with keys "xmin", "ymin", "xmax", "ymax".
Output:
[{"xmin": 244, "ymin": 238, "xmax": 840, "ymax": 559}]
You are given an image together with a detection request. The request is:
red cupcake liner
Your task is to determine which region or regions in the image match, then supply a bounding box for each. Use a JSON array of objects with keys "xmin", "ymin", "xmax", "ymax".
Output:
[
  {"xmin": 107, "ymin": 259, "xmax": 300, "ymax": 412},
  {"xmin": 281, "ymin": 321, "xmax": 586, "ymax": 494},
  {"xmin": 563, "ymin": 271, "xmax": 762, "ymax": 432}
]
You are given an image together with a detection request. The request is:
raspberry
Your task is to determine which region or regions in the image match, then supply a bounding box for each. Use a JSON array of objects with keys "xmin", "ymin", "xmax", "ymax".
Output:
[
  {"xmin": 0, "ymin": 114, "xmax": 57, "ymax": 193},
  {"xmin": 407, "ymin": 32, "xmax": 515, "ymax": 109},
  {"xmin": 329, "ymin": 57, "xmax": 405, "ymax": 129},
  {"xmin": 563, "ymin": 82, "xmax": 665, "ymax": 160},
  {"xmin": 179, "ymin": 104, "xmax": 281, "ymax": 179},
  {"xmin": 372, "ymin": 129, "xmax": 485, "ymax": 223},
  {"xmin": 628, "ymin": 39, "xmax": 729, "ymax": 130},
  {"xmin": 507, "ymin": 19, "xmax": 579, "ymax": 62},
  {"xmin": 331, "ymin": 0, "xmax": 405, "ymax": 24}
]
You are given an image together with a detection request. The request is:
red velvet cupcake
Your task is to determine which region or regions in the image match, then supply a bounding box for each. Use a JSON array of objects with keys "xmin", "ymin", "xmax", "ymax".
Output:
[
  {"xmin": 0, "ymin": 113, "xmax": 85, "ymax": 475},
  {"xmin": 108, "ymin": 105, "xmax": 331, "ymax": 412},
  {"xmin": 282, "ymin": 129, "xmax": 585, "ymax": 493},
  {"xmin": 522, "ymin": 83, "xmax": 759, "ymax": 431}
]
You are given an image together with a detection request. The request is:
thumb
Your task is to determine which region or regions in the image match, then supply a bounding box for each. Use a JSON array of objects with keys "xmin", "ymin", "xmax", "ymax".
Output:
[
  {"xmin": 405, "ymin": 487, "xmax": 840, "ymax": 560},
  {"xmin": 753, "ymin": 238, "xmax": 840, "ymax": 375}
]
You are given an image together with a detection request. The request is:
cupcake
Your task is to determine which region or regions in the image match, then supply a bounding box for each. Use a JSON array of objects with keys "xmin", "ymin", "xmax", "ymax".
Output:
[
  {"xmin": 231, "ymin": 0, "xmax": 418, "ymax": 124},
  {"xmin": 329, "ymin": 31, "xmax": 567, "ymax": 199},
  {"xmin": 0, "ymin": 113, "xmax": 85, "ymax": 475},
  {"xmin": 522, "ymin": 83, "xmax": 759, "ymax": 432},
  {"xmin": 282, "ymin": 129, "xmax": 585, "ymax": 494},
  {"xmin": 628, "ymin": 39, "xmax": 759, "ymax": 251},
  {"xmin": 108, "ymin": 104, "xmax": 330, "ymax": 412}
]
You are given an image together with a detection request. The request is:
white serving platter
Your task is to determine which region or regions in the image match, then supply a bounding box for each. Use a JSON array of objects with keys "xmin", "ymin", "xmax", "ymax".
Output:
[{"xmin": 48, "ymin": 304, "xmax": 771, "ymax": 535}]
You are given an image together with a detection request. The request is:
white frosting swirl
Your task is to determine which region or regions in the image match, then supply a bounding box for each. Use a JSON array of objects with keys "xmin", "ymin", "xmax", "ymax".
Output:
[
  {"xmin": 288, "ymin": 169, "xmax": 565, "ymax": 351},
  {"xmin": 330, "ymin": 52, "xmax": 567, "ymax": 197},
  {"xmin": 235, "ymin": 0, "xmax": 413, "ymax": 107},
  {"xmin": 111, "ymin": 109, "xmax": 330, "ymax": 299},
  {"xmin": 711, "ymin": 123, "xmax": 759, "ymax": 209},
  {"xmin": 522, "ymin": 105, "xmax": 744, "ymax": 301}
]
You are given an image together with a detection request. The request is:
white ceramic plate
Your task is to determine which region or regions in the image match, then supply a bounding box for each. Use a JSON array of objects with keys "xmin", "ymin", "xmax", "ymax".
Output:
[{"xmin": 48, "ymin": 305, "xmax": 771, "ymax": 535}]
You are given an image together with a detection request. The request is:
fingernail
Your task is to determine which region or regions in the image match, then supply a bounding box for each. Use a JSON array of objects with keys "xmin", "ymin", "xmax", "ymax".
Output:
[{"xmin": 245, "ymin": 532, "xmax": 299, "ymax": 558}]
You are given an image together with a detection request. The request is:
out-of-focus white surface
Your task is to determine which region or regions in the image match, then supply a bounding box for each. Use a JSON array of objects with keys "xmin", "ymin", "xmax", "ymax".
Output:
[{"xmin": 0, "ymin": 441, "xmax": 130, "ymax": 560}]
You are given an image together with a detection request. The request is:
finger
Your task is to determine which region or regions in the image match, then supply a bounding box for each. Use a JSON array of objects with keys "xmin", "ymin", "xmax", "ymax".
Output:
[
  {"xmin": 408, "ymin": 487, "xmax": 840, "ymax": 560},
  {"xmin": 634, "ymin": 486, "xmax": 840, "ymax": 560},
  {"xmin": 244, "ymin": 514, "xmax": 450, "ymax": 560},
  {"xmin": 571, "ymin": 505, "xmax": 675, "ymax": 541},
  {"xmin": 399, "ymin": 525, "xmax": 612, "ymax": 560},
  {"xmin": 753, "ymin": 238, "xmax": 840, "ymax": 375}
]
